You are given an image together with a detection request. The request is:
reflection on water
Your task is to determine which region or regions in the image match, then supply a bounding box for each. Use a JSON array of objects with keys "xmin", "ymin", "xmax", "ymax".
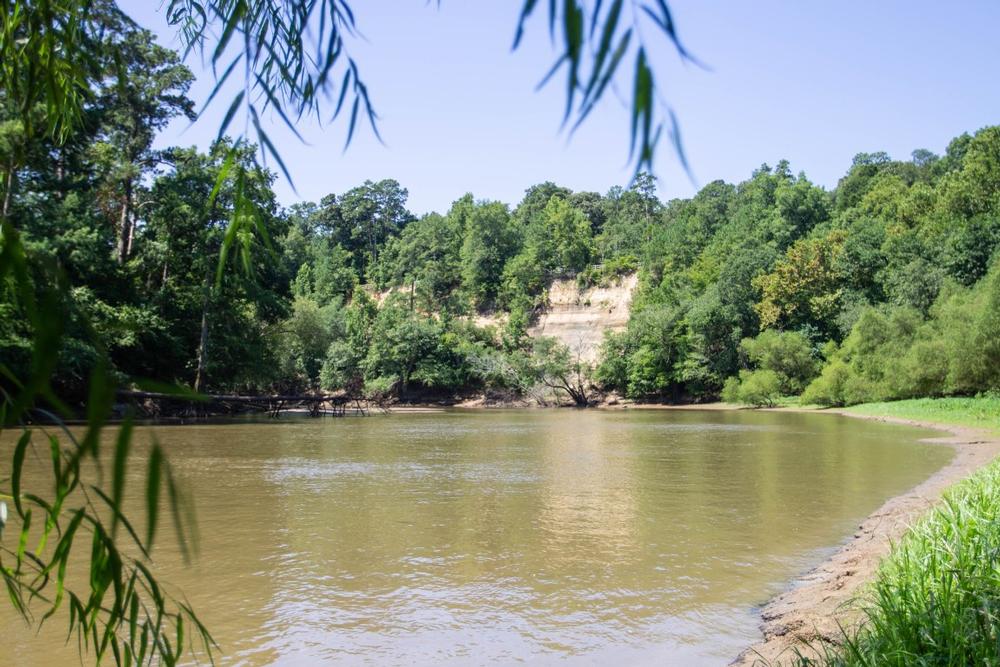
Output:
[{"xmin": 1, "ymin": 410, "xmax": 951, "ymax": 665}]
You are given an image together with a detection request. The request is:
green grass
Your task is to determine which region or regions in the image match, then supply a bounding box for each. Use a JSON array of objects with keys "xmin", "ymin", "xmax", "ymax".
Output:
[
  {"xmin": 796, "ymin": 455, "xmax": 1000, "ymax": 666},
  {"xmin": 844, "ymin": 395, "xmax": 1000, "ymax": 434}
]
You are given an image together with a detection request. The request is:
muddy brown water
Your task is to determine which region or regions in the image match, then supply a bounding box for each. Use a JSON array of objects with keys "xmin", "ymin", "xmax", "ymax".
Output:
[{"xmin": 1, "ymin": 409, "xmax": 951, "ymax": 666}]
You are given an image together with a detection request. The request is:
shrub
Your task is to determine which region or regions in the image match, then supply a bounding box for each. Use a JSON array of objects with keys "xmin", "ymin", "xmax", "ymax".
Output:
[
  {"xmin": 804, "ymin": 259, "xmax": 1000, "ymax": 406},
  {"xmin": 801, "ymin": 358, "xmax": 852, "ymax": 407},
  {"xmin": 362, "ymin": 375, "xmax": 398, "ymax": 402},
  {"xmin": 723, "ymin": 369, "xmax": 782, "ymax": 407},
  {"xmin": 720, "ymin": 375, "xmax": 742, "ymax": 404},
  {"xmin": 814, "ymin": 457, "xmax": 1000, "ymax": 665},
  {"xmin": 740, "ymin": 329, "xmax": 819, "ymax": 394}
]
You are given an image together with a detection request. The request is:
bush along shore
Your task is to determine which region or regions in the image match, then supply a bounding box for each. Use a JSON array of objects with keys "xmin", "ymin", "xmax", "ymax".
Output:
[
  {"xmin": 808, "ymin": 453, "xmax": 1000, "ymax": 665},
  {"xmin": 730, "ymin": 397, "xmax": 1000, "ymax": 666}
]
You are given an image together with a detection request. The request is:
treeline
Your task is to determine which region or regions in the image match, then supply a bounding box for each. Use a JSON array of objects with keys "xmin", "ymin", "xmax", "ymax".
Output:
[
  {"xmin": 599, "ymin": 128, "xmax": 1000, "ymax": 406},
  {"xmin": 0, "ymin": 9, "xmax": 656, "ymax": 405},
  {"xmin": 2, "ymin": 11, "xmax": 999, "ymax": 407}
]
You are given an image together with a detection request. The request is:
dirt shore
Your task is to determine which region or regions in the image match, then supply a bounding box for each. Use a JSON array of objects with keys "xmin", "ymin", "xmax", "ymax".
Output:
[{"xmin": 728, "ymin": 408, "xmax": 1000, "ymax": 666}]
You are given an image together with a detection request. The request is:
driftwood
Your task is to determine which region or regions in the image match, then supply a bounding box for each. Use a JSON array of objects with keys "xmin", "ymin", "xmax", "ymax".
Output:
[{"xmin": 117, "ymin": 390, "xmax": 379, "ymax": 419}]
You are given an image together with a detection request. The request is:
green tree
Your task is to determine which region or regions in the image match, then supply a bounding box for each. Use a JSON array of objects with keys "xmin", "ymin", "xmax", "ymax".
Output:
[
  {"xmin": 272, "ymin": 296, "xmax": 344, "ymax": 391},
  {"xmin": 321, "ymin": 289, "xmax": 378, "ymax": 395},
  {"xmin": 524, "ymin": 336, "xmax": 593, "ymax": 406},
  {"xmin": 597, "ymin": 172, "xmax": 663, "ymax": 259},
  {"xmin": 544, "ymin": 196, "xmax": 594, "ymax": 274},
  {"xmin": 721, "ymin": 369, "xmax": 782, "ymax": 407},
  {"xmin": 753, "ymin": 230, "xmax": 847, "ymax": 335},
  {"xmin": 374, "ymin": 212, "xmax": 463, "ymax": 311},
  {"xmin": 739, "ymin": 329, "xmax": 818, "ymax": 394},
  {"xmin": 458, "ymin": 198, "xmax": 518, "ymax": 310},
  {"xmin": 91, "ymin": 19, "xmax": 195, "ymax": 264},
  {"xmin": 334, "ymin": 179, "xmax": 414, "ymax": 276}
]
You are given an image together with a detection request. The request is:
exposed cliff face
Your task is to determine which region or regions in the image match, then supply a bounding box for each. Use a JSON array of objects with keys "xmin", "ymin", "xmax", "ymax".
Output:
[
  {"xmin": 528, "ymin": 273, "xmax": 638, "ymax": 363},
  {"xmin": 377, "ymin": 274, "xmax": 640, "ymax": 365}
]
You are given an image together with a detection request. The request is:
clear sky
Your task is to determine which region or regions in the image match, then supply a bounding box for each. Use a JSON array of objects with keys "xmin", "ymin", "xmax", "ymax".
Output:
[{"xmin": 121, "ymin": 0, "xmax": 1000, "ymax": 215}]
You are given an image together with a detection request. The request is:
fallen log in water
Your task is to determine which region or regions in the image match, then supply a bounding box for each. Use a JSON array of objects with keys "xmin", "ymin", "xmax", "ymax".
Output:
[{"xmin": 116, "ymin": 390, "xmax": 381, "ymax": 419}]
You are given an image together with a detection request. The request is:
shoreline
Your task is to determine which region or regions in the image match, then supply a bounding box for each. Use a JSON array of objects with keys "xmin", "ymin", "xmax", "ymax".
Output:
[{"xmin": 725, "ymin": 407, "xmax": 1000, "ymax": 666}]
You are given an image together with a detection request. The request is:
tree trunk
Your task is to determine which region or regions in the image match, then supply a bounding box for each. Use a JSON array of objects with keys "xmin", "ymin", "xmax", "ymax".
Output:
[
  {"xmin": 194, "ymin": 272, "xmax": 212, "ymax": 392},
  {"xmin": 2, "ymin": 166, "xmax": 13, "ymax": 220},
  {"xmin": 125, "ymin": 212, "xmax": 136, "ymax": 258},
  {"xmin": 116, "ymin": 180, "xmax": 133, "ymax": 264},
  {"xmin": 194, "ymin": 300, "xmax": 210, "ymax": 393},
  {"xmin": 194, "ymin": 199, "xmax": 223, "ymax": 391},
  {"xmin": 565, "ymin": 384, "xmax": 589, "ymax": 406},
  {"xmin": 55, "ymin": 149, "xmax": 65, "ymax": 194}
]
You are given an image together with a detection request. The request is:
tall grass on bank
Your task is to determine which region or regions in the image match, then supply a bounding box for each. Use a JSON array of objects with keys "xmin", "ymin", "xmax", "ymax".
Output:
[
  {"xmin": 803, "ymin": 456, "xmax": 1000, "ymax": 666},
  {"xmin": 845, "ymin": 395, "xmax": 1000, "ymax": 434}
]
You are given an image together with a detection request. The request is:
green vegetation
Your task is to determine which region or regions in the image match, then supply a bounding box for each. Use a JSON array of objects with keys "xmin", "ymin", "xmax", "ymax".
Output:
[
  {"xmin": 5, "ymin": 1, "xmax": 999, "ymax": 410},
  {"xmin": 1, "ymin": 0, "xmax": 999, "ymax": 664},
  {"xmin": 5, "ymin": 75, "xmax": 1000, "ymax": 407},
  {"xmin": 722, "ymin": 330, "xmax": 818, "ymax": 407},
  {"xmin": 845, "ymin": 396, "xmax": 1000, "ymax": 433},
  {"xmin": 803, "ymin": 454, "xmax": 1000, "ymax": 666},
  {"xmin": 687, "ymin": 135, "xmax": 1000, "ymax": 409},
  {"xmin": 0, "ymin": 1, "xmax": 698, "ymax": 665}
]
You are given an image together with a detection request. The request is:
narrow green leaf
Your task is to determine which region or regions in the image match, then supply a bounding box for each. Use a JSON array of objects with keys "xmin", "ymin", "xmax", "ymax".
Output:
[
  {"xmin": 145, "ymin": 445, "xmax": 164, "ymax": 550},
  {"xmin": 344, "ymin": 95, "xmax": 360, "ymax": 151},
  {"xmin": 197, "ymin": 54, "xmax": 240, "ymax": 120},
  {"xmin": 629, "ymin": 48, "xmax": 651, "ymax": 160},
  {"xmin": 40, "ymin": 508, "xmax": 85, "ymax": 621},
  {"xmin": 15, "ymin": 509, "xmax": 31, "ymax": 572},
  {"xmin": 216, "ymin": 90, "xmax": 246, "ymax": 142},
  {"xmin": 588, "ymin": 0, "xmax": 604, "ymax": 40},
  {"xmin": 212, "ymin": 0, "xmax": 246, "ymax": 63},
  {"xmin": 166, "ymin": 469, "xmax": 191, "ymax": 564},
  {"xmin": 331, "ymin": 62, "xmax": 353, "ymax": 121},
  {"xmin": 250, "ymin": 104, "xmax": 296, "ymax": 188},
  {"xmin": 48, "ymin": 435, "xmax": 61, "ymax": 497},
  {"xmin": 572, "ymin": 29, "xmax": 631, "ymax": 133},
  {"xmin": 208, "ymin": 143, "xmax": 238, "ymax": 211},
  {"xmin": 5, "ymin": 576, "xmax": 26, "ymax": 618},
  {"xmin": 561, "ymin": 0, "xmax": 584, "ymax": 124},
  {"xmin": 175, "ymin": 613, "xmax": 185, "ymax": 662},
  {"xmin": 580, "ymin": 0, "xmax": 623, "ymax": 113},
  {"xmin": 138, "ymin": 621, "xmax": 149, "ymax": 665},
  {"xmin": 110, "ymin": 417, "xmax": 133, "ymax": 540},
  {"xmin": 91, "ymin": 487, "xmax": 148, "ymax": 559},
  {"xmin": 253, "ymin": 72, "xmax": 305, "ymax": 141},
  {"xmin": 535, "ymin": 54, "xmax": 568, "ymax": 91},
  {"xmin": 129, "ymin": 588, "xmax": 139, "ymax": 648},
  {"xmin": 667, "ymin": 108, "xmax": 693, "ymax": 181},
  {"xmin": 512, "ymin": 0, "xmax": 539, "ymax": 49},
  {"xmin": 11, "ymin": 430, "xmax": 30, "ymax": 517}
]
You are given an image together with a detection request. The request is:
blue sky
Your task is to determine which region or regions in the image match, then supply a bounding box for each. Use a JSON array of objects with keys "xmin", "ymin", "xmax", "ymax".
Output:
[{"xmin": 122, "ymin": 1, "xmax": 1000, "ymax": 215}]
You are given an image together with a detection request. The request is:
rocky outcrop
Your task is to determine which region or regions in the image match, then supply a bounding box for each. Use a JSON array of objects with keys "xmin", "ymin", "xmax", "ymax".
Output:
[{"xmin": 528, "ymin": 273, "xmax": 638, "ymax": 362}]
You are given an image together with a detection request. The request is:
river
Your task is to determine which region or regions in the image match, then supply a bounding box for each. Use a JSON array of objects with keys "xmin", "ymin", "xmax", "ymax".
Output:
[{"xmin": 1, "ymin": 409, "xmax": 951, "ymax": 665}]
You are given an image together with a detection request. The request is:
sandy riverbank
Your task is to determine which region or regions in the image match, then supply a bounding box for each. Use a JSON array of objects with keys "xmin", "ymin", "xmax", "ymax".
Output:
[{"xmin": 726, "ymin": 408, "xmax": 1000, "ymax": 665}]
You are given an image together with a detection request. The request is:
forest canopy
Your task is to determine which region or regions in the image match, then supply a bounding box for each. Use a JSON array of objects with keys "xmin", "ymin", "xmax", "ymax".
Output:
[
  {"xmin": 2, "ymin": 5, "xmax": 999, "ymax": 410},
  {"xmin": 3, "ymin": 37, "xmax": 999, "ymax": 407}
]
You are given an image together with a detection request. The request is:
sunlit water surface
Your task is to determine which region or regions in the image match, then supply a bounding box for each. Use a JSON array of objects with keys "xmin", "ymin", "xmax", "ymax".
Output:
[{"xmin": 2, "ymin": 409, "xmax": 951, "ymax": 665}]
